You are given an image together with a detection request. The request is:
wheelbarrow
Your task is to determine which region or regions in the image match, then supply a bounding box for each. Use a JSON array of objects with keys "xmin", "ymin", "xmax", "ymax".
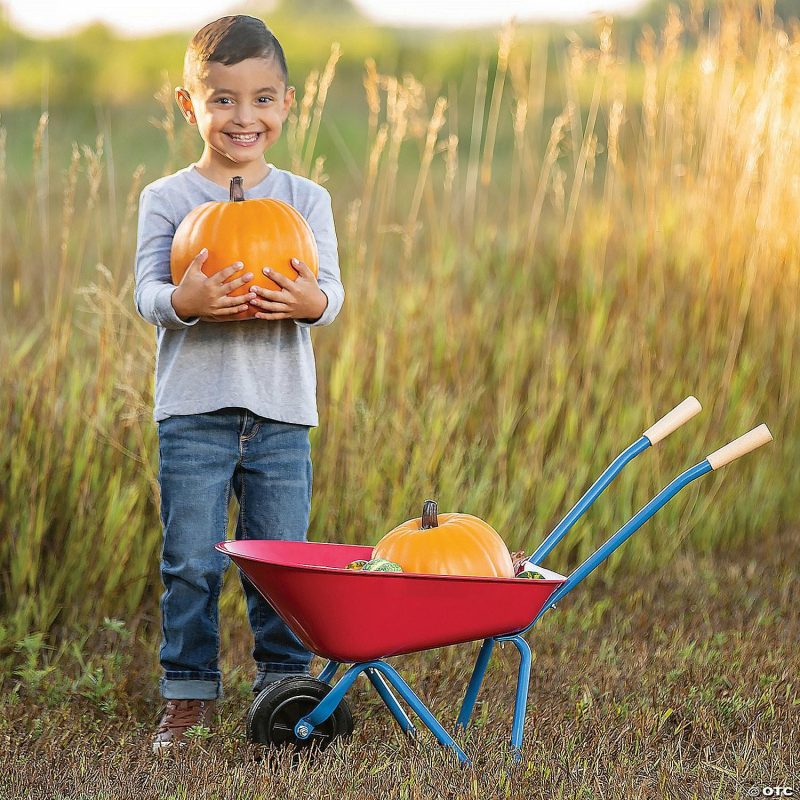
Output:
[{"xmin": 216, "ymin": 397, "xmax": 772, "ymax": 764}]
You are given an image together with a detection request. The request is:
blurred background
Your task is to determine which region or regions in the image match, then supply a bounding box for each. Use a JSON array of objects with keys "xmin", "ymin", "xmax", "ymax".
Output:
[{"xmin": 0, "ymin": 0, "xmax": 797, "ymax": 645}]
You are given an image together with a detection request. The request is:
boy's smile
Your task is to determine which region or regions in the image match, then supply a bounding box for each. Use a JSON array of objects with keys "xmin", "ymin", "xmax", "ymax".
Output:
[{"xmin": 176, "ymin": 58, "xmax": 295, "ymax": 186}]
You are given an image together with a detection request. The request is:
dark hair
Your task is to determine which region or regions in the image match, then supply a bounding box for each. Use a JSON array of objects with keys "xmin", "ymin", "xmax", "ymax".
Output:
[{"xmin": 183, "ymin": 15, "xmax": 288, "ymax": 90}]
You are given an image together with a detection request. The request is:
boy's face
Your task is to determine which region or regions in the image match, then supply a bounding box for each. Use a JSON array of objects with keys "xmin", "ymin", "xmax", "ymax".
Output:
[{"xmin": 176, "ymin": 57, "xmax": 295, "ymax": 169}]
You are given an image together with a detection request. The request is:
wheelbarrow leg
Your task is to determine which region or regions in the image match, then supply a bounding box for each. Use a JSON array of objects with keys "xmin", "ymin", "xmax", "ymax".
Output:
[
  {"xmin": 296, "ymin": 660, "xmax": 470, "ymax": 764},
  {"xmin": 502, "ymin": 634, "xmax": 532, "ymax": 762},
  {"xmin": 318, "ymin": 660, "xmax": 340, "ymax": 684},
  {"xmin": 455, "ymin": 638, "xmax": 495, "ymax": 731},
  {"xmin": 316, "ymin": 660, "xmax": 417, "ymax": 736},
  {"xmin": 366, "ymin": 667, "xmax": 417, "ymax": 737},
  {"xmin": 370, "ymin": 661, "xmax": 471, "ymax": 765}
]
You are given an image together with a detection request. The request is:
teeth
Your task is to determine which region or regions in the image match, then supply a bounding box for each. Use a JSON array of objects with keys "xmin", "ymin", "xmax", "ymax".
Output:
[{"xmin": 228, "ymin": 133, "xmax": 259, "ymax": 142}]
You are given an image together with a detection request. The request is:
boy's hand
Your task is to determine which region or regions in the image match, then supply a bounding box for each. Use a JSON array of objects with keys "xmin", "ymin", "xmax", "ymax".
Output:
[
  {"xmin": 171, "ymin": 248, "xmax": 256, "ymax": 322},
  {"xmin": 249, "ymin": 259, "xmax": 328, "ymax": 322}
]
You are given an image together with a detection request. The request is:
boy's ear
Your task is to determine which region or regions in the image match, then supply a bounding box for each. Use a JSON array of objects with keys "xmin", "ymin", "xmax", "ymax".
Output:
[
  {"xmin": 280, "ymin": 86, "xmax": 295, "ymax": 120},
  {"xmin": 175, "ymin": 87, "xmax": 196, "ymax": 124}
]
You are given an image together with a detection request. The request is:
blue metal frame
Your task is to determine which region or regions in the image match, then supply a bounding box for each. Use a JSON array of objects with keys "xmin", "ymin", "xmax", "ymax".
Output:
[
  {"xmin": 318, "ymin": 659, "xmax": 416, "ymax": 736},
  {"xmin": 318, "ymin": 660, "xmax": 340, "ymax": 684},
  {"xmin": 455, "ymin": 638, "xmax": 495, "ymax": 731},
  {"xmin": 454, "ymin": 436, "xmax": 653, "ymax": 750},
  {"xmin": 366, "ymin": 667, "xmax": 417, "ymax": 736},
  {"xmin": 300, "ymin": 660, "xmax": 470, "ymax": 764},
  {"xmin": 454, "ymin": 458, "xmax": 715, "ymax": 756},
  {"xmin": 528, "ymin": 436, "xmax": 651, "ymax": 564},
  {"xmin": 507, "ymin": 635, "xmax": 532, "ymax": 760},
  {"xmin": 522, "ymin": 459, "xmax": 713, "ymax": 632},
  {"xmin": 292, "ymin": 456, "xmax": 718, "ymax": 765}
]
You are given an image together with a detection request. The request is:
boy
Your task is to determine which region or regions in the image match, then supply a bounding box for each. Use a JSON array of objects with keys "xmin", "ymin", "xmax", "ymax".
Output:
[{"xmin": 134, "ymin": 15, "xmax": 344, "ymax": 752}]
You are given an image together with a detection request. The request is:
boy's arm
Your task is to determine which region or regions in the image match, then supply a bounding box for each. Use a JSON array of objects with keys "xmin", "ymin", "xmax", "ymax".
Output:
[
  {"xmin": 294, "ymin": 187, "xmax": 345, "ymax": 328},
  {"xmin": 133, "ymin": 187, "xmax": 200, "ymax": 330}
]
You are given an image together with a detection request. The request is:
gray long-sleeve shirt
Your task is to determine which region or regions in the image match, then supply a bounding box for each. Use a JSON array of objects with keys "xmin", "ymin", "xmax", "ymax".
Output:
[{"xmin": 134, "ymin": 163, "xmax": 344, "ymax": 424}]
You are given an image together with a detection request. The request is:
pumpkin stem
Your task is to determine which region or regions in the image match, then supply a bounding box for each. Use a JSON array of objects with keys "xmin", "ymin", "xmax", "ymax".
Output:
[
  {"xmin": 421, "ymin": 500, "xmax": 439, "ymax": 529},
  {"xmin": 230, "ymin": 176, "xmax": 245, "ymax": 202}
]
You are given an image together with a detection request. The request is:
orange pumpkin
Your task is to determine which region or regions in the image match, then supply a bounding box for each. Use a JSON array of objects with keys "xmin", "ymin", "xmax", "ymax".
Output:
[
  {"xmin": 372, "ymin": 500, "xmax": 514, "ymax": 578},
  {"xmin": 170, "ymin": 175, "xmax": 319, "ymax": 320}
]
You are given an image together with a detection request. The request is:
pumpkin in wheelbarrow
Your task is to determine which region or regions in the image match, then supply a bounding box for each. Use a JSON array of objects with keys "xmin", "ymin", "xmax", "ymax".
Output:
[{"xmin": 372, "ymin": 500, "xmax": 514, "ymax": 578}]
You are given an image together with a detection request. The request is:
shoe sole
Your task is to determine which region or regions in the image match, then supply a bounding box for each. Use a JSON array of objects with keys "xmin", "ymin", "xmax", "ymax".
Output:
[{"xmin": 152, "ymin": 739, "xmax": 188, "ymax": 754}]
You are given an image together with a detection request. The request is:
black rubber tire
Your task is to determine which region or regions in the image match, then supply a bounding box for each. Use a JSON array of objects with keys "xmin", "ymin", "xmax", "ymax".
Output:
[{"xmin": 246, "ymin": 676, "xmax": 354, "ymax": 750}]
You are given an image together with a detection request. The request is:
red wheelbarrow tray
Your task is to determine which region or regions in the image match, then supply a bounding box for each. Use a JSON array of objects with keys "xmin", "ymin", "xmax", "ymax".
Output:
[{"xmin": 216, "ymin": 540, "xmax": 566, "ymax": 663}]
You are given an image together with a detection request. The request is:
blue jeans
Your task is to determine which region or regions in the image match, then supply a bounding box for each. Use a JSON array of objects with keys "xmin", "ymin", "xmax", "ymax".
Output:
[{"xmin": 157, "ymin": 408, "xmax": 313, "ymax": 700}]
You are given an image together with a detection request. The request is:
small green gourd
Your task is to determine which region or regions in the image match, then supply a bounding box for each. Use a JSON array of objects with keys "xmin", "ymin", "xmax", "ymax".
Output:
[{"xmin": 361, "ymin": 558, "xmax": 403, "ymax": 573}]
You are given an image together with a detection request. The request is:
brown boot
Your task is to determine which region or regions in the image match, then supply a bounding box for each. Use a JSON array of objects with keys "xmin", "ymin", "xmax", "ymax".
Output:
[{"xmin": 152, "ymin": 698, "xmax": 216, "ymax": 753}]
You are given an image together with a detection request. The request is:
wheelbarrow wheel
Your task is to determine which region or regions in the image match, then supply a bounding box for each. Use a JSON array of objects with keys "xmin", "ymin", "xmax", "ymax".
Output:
[{"xmin": 246, "ymin": 676, "xmax": 353, "ymax": 751}]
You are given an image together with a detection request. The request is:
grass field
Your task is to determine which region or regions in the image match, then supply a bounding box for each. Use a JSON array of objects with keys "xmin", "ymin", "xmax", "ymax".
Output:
[
  {"xmin": 1, "ymin": 2, "xmax": 798, "ymax": 795},
  {"xmin": 3, "ymin": 527, "xmax": 797, "ymax": 798}
]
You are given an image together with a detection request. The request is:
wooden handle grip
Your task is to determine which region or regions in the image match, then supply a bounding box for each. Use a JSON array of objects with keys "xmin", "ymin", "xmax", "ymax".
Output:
[
  {"xmin": 642, "ymin": 396, "xmax": 702, "ymax": 445},
  {"xmin": 706, "ymin": 424, "xmax": 773, "ymax": 469}
]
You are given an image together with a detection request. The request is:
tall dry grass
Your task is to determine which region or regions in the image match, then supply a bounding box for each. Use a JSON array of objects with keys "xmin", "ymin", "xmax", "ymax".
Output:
[{"xmin": 0, "ymin": 2, "xmax": 797, "ymax": 645}]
